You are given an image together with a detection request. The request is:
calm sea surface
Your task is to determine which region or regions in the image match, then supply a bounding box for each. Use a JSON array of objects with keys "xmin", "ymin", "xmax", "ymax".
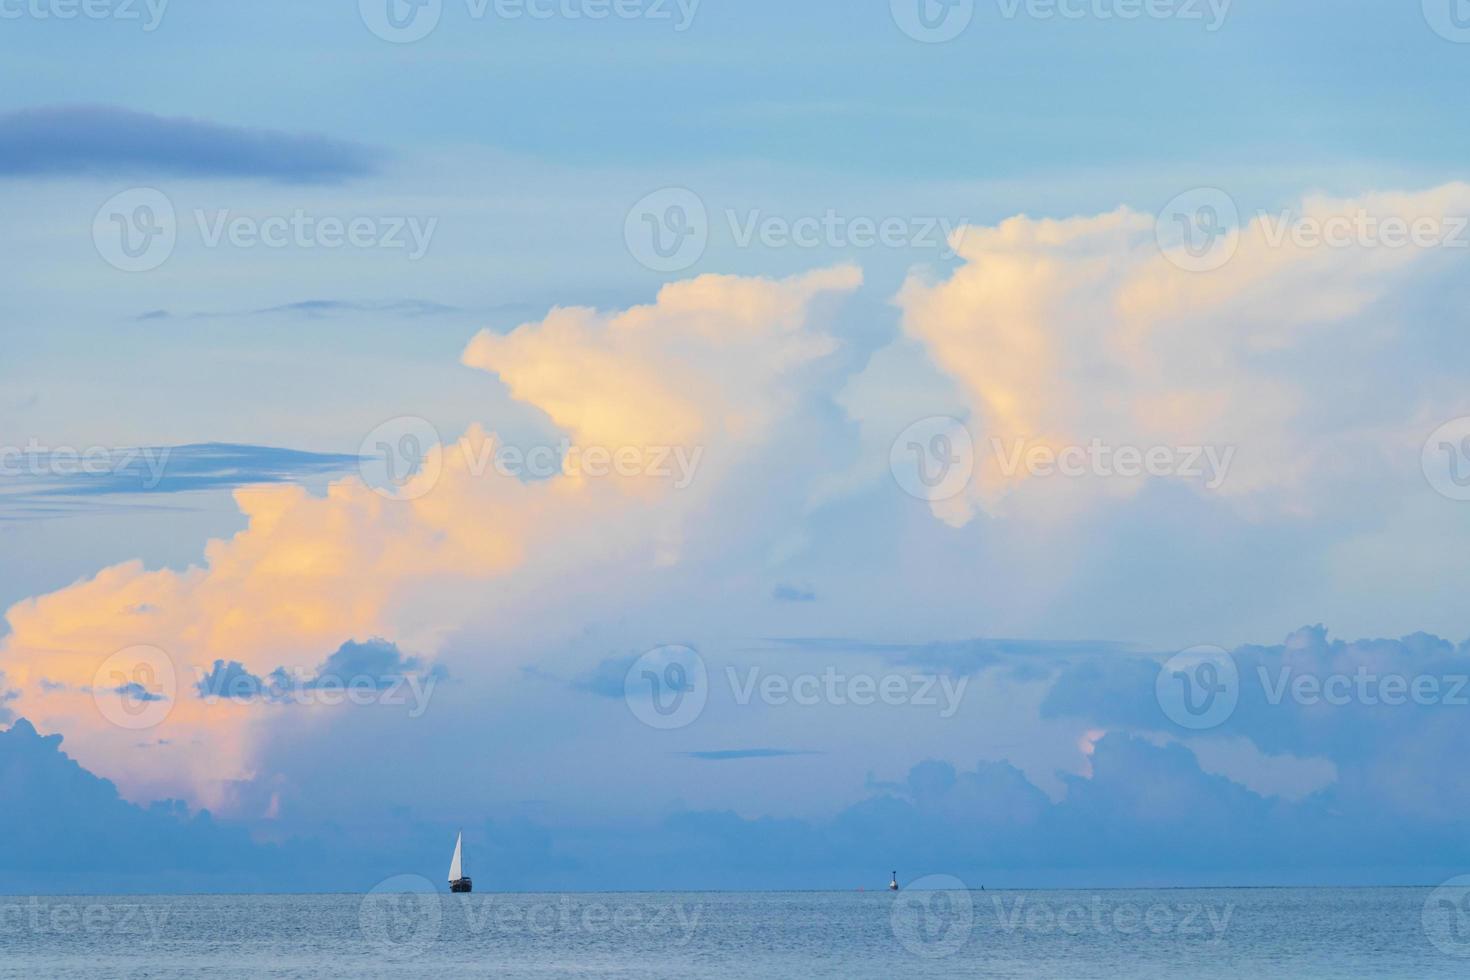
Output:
[{"xmin": 2, "ymin": 887, "xmax": 1467, "ymax": 978}]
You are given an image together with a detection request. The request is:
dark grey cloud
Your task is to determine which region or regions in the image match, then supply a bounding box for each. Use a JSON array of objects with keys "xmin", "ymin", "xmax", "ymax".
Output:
[
  {"xmin": 568, "ymin": 655, "xmax": 639, "ymax": 699},
  {"xmin": 196, "ymin": 639, "xmax": 441, "ymax": 703},
  {"xmin": 0, "ymin": 105, "xmax": 379, "ymax": 182},
  {"xmin": 0, "ymin": 718, "xmax": 303, "ymax": 890},
  {"xmin": 1042, "ymin": 626, "xmax": 1470, "ymax": 832},
  {"xmin": 0, "ymin": 673, "xmax": 17, "ymax": 724},
  {"xmin": 313, "ymin": 638, "xmax": 433, "ymax": 688},
  {"xmin": 195, "ymin": 661, "xmax": 265, "ymax": 701}
]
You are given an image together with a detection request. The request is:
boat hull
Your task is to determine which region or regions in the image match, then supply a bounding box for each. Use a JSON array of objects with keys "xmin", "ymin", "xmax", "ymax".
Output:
[{"xmin": 450, "ymin": 878, "xmax": 473, "ymax": 894}]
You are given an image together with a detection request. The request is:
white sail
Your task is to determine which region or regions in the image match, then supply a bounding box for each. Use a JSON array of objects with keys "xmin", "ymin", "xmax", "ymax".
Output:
[{"xmin": 448, "ymin": 831, "xmax": 464, "ymax": 882}]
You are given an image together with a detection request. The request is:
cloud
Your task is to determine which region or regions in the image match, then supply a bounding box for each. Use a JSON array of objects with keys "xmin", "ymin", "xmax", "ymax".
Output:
[
  {"xmin": 1042, "ymin": 627, "xmax": 1470, "ymax": 824},
  {"xmin": 841, "ymin": 184, "xmax": 1470, "ymax": 526},
  {"xmin": 13, "ymin": 624, "xmax": 1470, "ymax": 890},
  {"xmin": 772, "ymin": 584, "xmax": 817, "ymax": 602},
  {"xmin": 195, "ymin": 639, "xmax": 439, "ymax": 703},
  {"xmin": 461, "ymin": 265, "xmax": 861, "ymax": 451},
  {"xmin": 0, "ymin": 105, "xmax": 379, "ymax": 182},
  {"xmin": 309, "ymin": 637, "xmax": 435, "ymax": 689},
  {"xmin": 0, "ymin": 266, "xmax": 862, "ymax": 808},
  {"xmin": 0, "ymin": 717, "xmax": 304, "ymax": 891},
  {"xmin": 568, "ymin": 655, "xmax": 638, "ymax": 699},
  {"xmin": 195, "ymin": 661, "xmax": 264, "ymax": 701},
  {"xmin": 0, "ymin": 673, "xmax": 16, "ymax": 724}
]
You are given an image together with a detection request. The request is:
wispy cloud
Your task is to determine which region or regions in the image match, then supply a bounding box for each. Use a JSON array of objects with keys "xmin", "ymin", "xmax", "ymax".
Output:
[
  {"xmin": 0, "ymin": 105, "xmax": 379, "ymax": 183},
  {"xmin": 567, "ymin": 655, "xmax": 641, "ymax": 699}
]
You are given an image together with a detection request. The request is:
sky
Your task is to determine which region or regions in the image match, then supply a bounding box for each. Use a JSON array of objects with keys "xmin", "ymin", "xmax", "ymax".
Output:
[{"xmin": 3, "ymin": 0, "xmax": 1470, "ymax": 893}]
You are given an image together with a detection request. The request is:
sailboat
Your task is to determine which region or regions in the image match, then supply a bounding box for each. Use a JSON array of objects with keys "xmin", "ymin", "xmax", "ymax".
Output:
[
  {"xmin": 889, "ymin": 871, "xmax": 899, "ymax": 892},
  {"xmin": 448, "ymin": 830, "xmax": 472, "ymax": 893}
]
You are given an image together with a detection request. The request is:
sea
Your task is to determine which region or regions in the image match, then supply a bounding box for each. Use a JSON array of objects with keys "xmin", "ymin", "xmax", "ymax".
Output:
[{"xmin": 2, "ymin": 886, "xmax": 1467, "ymax": 978}]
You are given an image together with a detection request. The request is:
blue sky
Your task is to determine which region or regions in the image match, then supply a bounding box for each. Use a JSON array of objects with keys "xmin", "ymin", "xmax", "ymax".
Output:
[{"xmin": 3, "ymin": 0, "xmax": 1470, "ymax": 893}]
